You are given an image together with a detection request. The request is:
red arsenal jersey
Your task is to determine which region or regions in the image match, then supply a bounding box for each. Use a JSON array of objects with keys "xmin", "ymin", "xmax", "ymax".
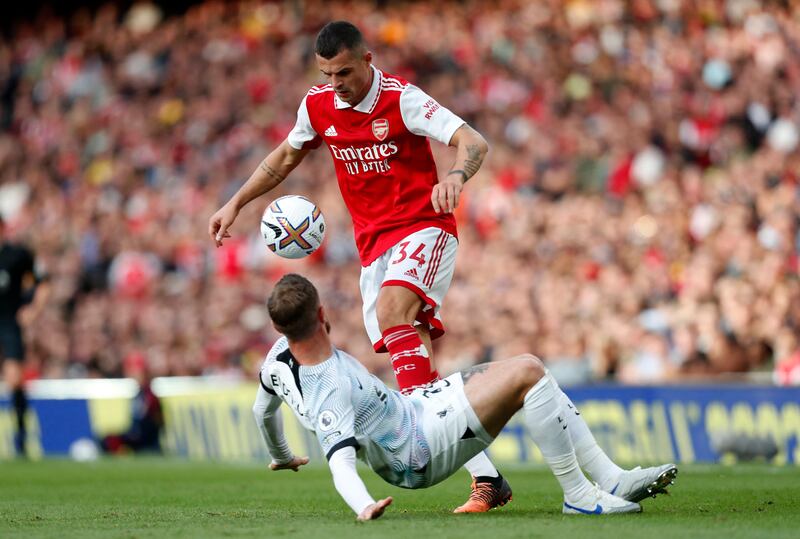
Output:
[{"xmin": 287, "ymin": 66, "xmax": 465, "ymax": 266}]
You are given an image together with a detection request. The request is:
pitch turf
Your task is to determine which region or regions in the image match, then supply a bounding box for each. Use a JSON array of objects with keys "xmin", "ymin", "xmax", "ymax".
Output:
[{"xmin": 1, "ymin": 459, "xmax": 798, "ymax": 538}]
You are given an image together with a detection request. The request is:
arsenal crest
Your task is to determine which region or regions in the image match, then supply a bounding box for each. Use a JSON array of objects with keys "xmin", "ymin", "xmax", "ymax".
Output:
[{"xmin": 372, "ymin": 119, "xmax": 389, "ymax": 141}]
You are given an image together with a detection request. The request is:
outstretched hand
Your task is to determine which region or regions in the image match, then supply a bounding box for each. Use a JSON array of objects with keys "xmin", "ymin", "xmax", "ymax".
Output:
[
  {"xmin": 269, "ymin": 456, "xmax": 310, "ymax": 472},
  {"xmin": 357, "ymin": 497, "xmax": 393, "ymax": 521},
  {"xmin": 208, "ymin": 202, "xmax": 240, "ymax": 247}
]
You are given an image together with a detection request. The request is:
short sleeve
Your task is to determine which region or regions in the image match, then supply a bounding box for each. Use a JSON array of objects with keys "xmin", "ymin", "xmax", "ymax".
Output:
[
  {"xmin": 399, "ymin": 84, "xmax": 466, "ymax": 145},
  {"xmin": 313, "ymin": 380, "xmax": 359, "ymax": 460},
  {"xmin": 258, "ymin": 337, "xmax": 288, "ymax": 395},
  {"xmin": 258, "ymin": 368, "xmax": 277, "ymax": 396},
  {"xmin": 287, "ymin": 95, "xmax": 322, "ymax": 150}
]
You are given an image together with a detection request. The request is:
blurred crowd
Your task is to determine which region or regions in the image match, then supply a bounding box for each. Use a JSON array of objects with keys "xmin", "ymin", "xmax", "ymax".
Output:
[{"xmin": 1, "ymin": 0, "xmax": 799, "ymax": 386}]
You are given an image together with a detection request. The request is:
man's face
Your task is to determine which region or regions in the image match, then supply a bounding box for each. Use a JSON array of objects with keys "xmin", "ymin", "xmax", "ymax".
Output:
[{"xmin": 316, "ymin": 48, "xmax": 373, "ymax": 105}]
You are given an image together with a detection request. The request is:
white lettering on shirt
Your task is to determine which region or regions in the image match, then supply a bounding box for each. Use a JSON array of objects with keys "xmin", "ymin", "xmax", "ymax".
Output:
[{"xmin": 329, "ymin": 141, "xmax": 399, "ymax": 175}]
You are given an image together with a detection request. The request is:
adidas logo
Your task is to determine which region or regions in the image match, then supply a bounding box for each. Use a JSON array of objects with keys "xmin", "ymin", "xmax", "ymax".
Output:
[
  {"xmin": 324, "ymin": 125, "xmax": 338, "ymax": 137},
  {"xmin": 404, "ymin": 268, "xmax": 419, "ymax": 280}
]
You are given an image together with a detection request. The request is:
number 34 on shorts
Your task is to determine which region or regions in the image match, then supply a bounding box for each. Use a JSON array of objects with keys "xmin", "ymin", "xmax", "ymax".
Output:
[
  {"xmin": 384, "ymin": 227, "xmax": 458, "ymax": 303},
  {"xmin": 360, "ymin": 227, "xmax": 459, "ymax": 351}
]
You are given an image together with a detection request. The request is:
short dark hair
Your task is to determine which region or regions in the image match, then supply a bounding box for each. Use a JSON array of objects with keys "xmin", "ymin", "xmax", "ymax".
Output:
[
  {"xmin": 267, "ymin": 274, "xmax": 321, "ymax": 341},
  {"xmin": 315, "ymin": 21, "xmax": 365, "ymax": 59}
]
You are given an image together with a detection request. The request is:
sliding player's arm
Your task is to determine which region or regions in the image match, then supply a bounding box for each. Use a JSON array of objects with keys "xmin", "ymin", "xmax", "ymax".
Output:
[
  {"xmin": 317, "ymin": 383, "xmax": 392, "ymax": 520},
  {"xmin": 328, "ymin": 446, "xmax": 392, "ymax": 521},
  {"xmin": 209, "ymin": 140, "xmax": 311, "ymax": 246},
  {"xmin": 252, "ymin": 382, "xmax": 308, "ymax": 470}
]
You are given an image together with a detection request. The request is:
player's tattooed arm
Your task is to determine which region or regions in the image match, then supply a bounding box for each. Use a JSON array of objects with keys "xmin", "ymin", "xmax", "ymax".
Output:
[
  {"xmin": 447, "ymin": 144, "xmax": 483, "ymax": 184},
  {"xmin": 461, "ymin": 363, "xmax": 490, "ymax": 384},
  {"xmin": 210, "ymin": 140, "xmax": 309, "ymax": 245},
  {"xmin": 446, "ymin": 169, "xmax": 469, "ymax": 183},
  {"xmin": 447, "ymin": 125, "xmax": 488, "ymax": 184},
  {"xmin": 434, "ymin": 125, "xmax": 487, "ymax": 213},
  {"xmin": 233, "ymin": 140, "xmax": 308, "ymax": 208},
  {"xmin": 260, "ymin": 160, "xmax": 287, "ymax": 185},
  {"xmin": 463, "ymin": 143, "xmax": 483, "ymax": 178}
]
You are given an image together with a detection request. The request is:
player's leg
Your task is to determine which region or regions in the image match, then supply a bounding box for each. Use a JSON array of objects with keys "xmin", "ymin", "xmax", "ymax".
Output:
[
  {"xmin": 462, "ymin": 355, "xmax": 641, "ymax": 514},
  {"xmin": 407, "ymin": 319, "xmax": 508, "ymax": 513},
  {"xmin": 410, "ymin": 323, "xmax": 506, "ymax": 513},
  {"xmin": 364, "ymin": 228, "xmax": 510, "ymax": 511},
  {"xmin": 545, "ymin": 376, "xmax": 623, "ymax": 486},
  {"xmin": 415, "ymin": 326, "xmax": 439, "ymax": 380},
  {"xmin": 6, "ymin": 362, "xmax": 27, "ymax": 456},
  {"xmin": 377, "ymin": 230, "xmax": 512, "ymax": 510},
  {"xmin": 371, "ymin": 227, "xmax": 459, "ymax": 393},
  {"xmin": 548, "ymin": 376, "xmax": 677, "ymax": 501},
  {"xmin": 361, "ymin": 248, "xmax": 435, "ymax": 393},
  {"xmin": 1, "ymin": 323, "xmax": 28, "ymax": 457},
  {"xmin": 376, "ymin": 285, "xmax": 434, "ymax": 393}
]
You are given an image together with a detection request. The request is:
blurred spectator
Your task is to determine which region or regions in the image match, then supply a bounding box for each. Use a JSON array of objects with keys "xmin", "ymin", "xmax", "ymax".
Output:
[
  {"xmin": 100, "ymin": 351, "xmax": 164, "ymax": 453},
  {"xmin": 0, "ymin": 0, "xmax": 798, "ymax": 385}
]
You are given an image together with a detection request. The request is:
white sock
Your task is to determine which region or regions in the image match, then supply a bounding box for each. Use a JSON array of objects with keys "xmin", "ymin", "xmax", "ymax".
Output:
[
  {"xmin": 549, "ymin": 376, "xmax": 624, "ymax": 489},
  {"xmin": 523, "ymin": 373, "xmax": 593, "ymax": 500},
  {"xmin": 463, "ymin": 451, "xmax": 499, "ymax": 479}
]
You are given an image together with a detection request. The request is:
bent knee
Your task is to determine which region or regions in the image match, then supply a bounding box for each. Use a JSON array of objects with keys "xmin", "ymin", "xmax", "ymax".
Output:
[
  {"xmin": 376, "ymin": 287, "xmax": 422, "ymax": 329},
  {"xmin": 514, "ymin": 354, "xmax": 546, "ymax": 383},
  {"xmin": 375, "ymin": 296, "xmax": 397, "ymax": 325}
]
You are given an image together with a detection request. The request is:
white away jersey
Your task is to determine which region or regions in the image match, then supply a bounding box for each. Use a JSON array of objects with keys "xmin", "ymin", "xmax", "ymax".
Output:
[{"xmin": 259, "ymin": 337, "xmax": 431, "ymax": 488}]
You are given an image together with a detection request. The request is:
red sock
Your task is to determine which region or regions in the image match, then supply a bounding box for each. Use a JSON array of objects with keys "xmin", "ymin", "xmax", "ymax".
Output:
[{"xmin": 382, "ymin": 324, "xmax": 433, "ymax": 394}]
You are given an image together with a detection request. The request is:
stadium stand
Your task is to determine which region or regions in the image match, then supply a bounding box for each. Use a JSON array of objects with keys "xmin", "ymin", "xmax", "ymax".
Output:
[{"xmin": 0, "ymin": 0, "xmax": 798, "ymax": 386}]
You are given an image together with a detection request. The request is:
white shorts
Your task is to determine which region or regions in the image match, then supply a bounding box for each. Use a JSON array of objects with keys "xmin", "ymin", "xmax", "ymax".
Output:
[
  {"xmin": 360, "ymin": 227, "xmax": 458, "ymax": 352},
  {"xmin": 409, "ymin": 373, "xmax": 493, "ymax": 487}
]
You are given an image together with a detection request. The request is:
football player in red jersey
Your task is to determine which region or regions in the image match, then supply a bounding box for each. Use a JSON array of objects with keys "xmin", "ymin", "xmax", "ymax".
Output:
[{"xmin": 209, "ymin": 21, "xmax": 510, "ymax": 512}]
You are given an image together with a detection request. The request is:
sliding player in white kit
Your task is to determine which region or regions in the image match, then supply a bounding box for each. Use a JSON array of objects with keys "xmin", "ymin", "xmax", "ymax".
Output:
[
  {"xmin": 253, "ymin": 274, "xmax": 678, "ymax": 520},
  {"xmin": 209, "ymin": 20, "xmax": 512, "ymax": 512}
]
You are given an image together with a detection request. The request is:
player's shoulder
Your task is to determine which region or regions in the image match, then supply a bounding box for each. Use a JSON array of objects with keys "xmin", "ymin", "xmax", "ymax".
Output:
[
  {"xmin": 315, "ymin": 348, "xmax": 351, "ymax": 378},
  {"xmin": 379, "ymin": 70, "xmax": 409, "ymax": 93},
  {"xmin": 264, "ymin": 336, "xmax": 290, "ymax": 365},
  {"xmin": 302, "ymin": 84, "xmax": 334, "ymax": 115},
  {"xmin": 334, "ymin": 348, "xmax": 370, "ymax": 376},
  {"xmin": 305, "ymin": 83, "xmax": 334, "ymax": 100}
]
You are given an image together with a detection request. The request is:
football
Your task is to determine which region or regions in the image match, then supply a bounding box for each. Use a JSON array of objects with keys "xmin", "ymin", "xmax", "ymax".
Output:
[{"xmin": 260, "ymin": 195, "xmax": 325, "ymax": 259}]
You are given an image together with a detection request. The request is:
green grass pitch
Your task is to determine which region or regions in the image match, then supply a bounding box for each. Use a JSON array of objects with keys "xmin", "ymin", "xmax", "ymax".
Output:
[{"xmin": 1, "ymin": 459, "xmax": 798, "ymax": 538}]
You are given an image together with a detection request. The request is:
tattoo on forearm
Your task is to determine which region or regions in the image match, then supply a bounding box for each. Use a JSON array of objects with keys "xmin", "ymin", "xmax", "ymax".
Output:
[
  {"xmin": 447, "ymin": 169, "xmax": 469, "ymax": 183},
  {"xmin": 461, "ymin": 363, "xmax": 490, "ymax": 383},
  {"xmin": 448, "ymin": 144, "xmax": 483, "ymax": 183},
  {"xmin": 260, "ymin": 161, "xmax": 286, "ymax": 183},
  {"xmin": 462, "ymin": 144, "xmax": 483, "ymax": 179}
]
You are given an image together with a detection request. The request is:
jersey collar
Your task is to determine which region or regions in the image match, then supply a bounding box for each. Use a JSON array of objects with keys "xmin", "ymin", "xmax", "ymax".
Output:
[{"xmin": 334, "ymin": 65, "xmax": 381, "ymax": 113}]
